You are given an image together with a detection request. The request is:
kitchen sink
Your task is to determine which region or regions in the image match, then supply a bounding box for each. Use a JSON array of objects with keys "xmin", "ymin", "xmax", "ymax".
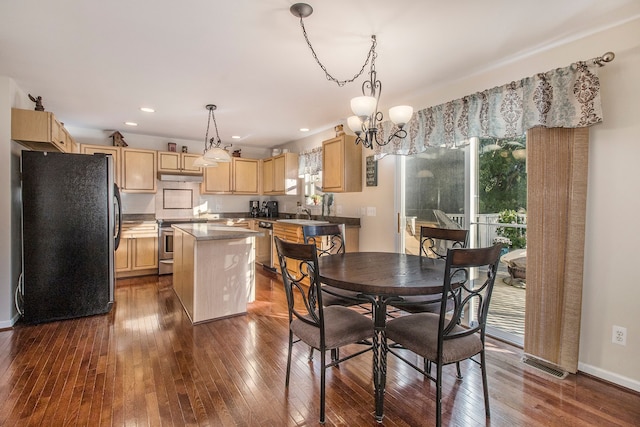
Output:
[{"xmin": 277, "ymin": 219, "xmax": 330, "ymax": 225}]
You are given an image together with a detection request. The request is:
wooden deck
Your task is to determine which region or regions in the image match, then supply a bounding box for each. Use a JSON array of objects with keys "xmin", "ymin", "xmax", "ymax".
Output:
[{"xmin": 0, "ymin": 268, "xmax": 638, "ymax": 426}]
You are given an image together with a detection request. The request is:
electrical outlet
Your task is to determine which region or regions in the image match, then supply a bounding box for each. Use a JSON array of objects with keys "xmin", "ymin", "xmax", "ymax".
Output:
[{"xmin": 612, "ymin": 325, "xmax": 627, "ymax": 346}]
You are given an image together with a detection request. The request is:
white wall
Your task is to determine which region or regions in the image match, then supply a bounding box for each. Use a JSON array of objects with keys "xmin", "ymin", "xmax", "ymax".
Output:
[
  {"xmin": 284, "ymin": 18, "xmax": 640, "ymax": 390},
  {"xmin": 0, "ymin": 76, "xmax": 30, "ymax": 328}
]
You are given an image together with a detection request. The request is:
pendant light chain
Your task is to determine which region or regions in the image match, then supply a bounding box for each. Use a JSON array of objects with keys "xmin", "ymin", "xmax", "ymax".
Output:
[
  {"xmin": 204, "ymin": 105, "xmax": 223, "ymax": 150},
  {"xmin": 297, "ymin": 15, "xmax": 377, "ymax": 87}
]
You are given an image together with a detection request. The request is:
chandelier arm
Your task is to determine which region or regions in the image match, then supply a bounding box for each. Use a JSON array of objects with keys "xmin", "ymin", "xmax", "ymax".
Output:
[{"xmin": 298, "ymin": 17, "xmax": 377, "ymax": 87}]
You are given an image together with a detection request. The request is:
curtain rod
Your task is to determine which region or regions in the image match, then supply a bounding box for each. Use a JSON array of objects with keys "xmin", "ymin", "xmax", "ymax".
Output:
[{"xmin": 593, "ymin": 51, "xmax": 615, "ymax": 66}]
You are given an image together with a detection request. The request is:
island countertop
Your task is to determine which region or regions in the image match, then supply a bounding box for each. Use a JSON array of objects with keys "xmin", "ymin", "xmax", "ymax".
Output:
[{"xmin": 172, "ymin": 223, "xmax": 262, "ymax": 241}]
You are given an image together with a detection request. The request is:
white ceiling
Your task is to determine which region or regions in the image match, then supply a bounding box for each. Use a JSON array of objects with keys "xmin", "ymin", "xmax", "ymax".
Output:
[{"xmin": 2, "ymin": 0, "xmax": 639, "ymax": 149}]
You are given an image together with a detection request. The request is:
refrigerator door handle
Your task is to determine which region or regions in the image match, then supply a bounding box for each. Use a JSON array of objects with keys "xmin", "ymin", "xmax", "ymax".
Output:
[{"xmin": 114, "ymin": 184, "xmax": 122, "ymax": 250}]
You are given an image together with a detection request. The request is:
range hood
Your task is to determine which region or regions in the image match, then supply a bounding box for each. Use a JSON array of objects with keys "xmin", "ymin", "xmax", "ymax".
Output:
[{"xmin": 157, "ymin": 173, "xmax": 203, "ymax": 183}]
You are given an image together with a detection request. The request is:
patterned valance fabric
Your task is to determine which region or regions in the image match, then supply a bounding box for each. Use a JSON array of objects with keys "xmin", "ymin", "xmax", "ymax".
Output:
[
  {"xmin": 298, "ymin": 147, "xmax": 323, "ymax": 176},
  {"xmin": 374, "ymin": 60, "xmax": 603, "ymax": 157}
]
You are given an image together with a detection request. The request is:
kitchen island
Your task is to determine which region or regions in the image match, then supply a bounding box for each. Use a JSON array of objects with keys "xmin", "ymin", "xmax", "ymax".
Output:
[{"xmin": 172, "ymin": 223, "xmax": 261, "ymax": 324}]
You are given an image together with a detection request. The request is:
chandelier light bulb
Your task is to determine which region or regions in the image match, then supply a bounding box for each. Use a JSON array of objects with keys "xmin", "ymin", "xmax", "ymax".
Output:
[
  {"xmin": 389, "ymin": 105, "xmax": 414, "ymax": 127},
  {"xmin": 351, "ymin": 96, "xmax": 377, "ymax": 119},
  {"xmin": 347, "ymin": 115, "xmax": 364, "ymax": 135}
]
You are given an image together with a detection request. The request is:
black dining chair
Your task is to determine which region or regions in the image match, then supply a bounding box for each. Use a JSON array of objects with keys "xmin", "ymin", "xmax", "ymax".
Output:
[
  {"xmin": 303, "ymin": 223, "xmax": 371, "ymax": 362},
  {"xmin": 390, "ymin": 226, "xmax": 469, "ymax": 314},
  {"xmin": 386, "ymin": 244, "xmax": 502, "ymax": 427},
  {"xmin": 274, "ymin": 236, "xmax": 373, "ymax": 424},
  {"xmin": 302, "ymin": 223, "xmax": 368, "ymax": 308}
]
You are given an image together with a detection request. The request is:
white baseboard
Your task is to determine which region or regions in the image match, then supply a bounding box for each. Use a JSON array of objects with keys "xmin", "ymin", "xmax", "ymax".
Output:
[
  {"xmin": 578, "ymin": 362, "xmax": 640, "ymax": 393},
  {"xmin": 0, "ymin": 313, "xmax": 20, "ymax": 329}
]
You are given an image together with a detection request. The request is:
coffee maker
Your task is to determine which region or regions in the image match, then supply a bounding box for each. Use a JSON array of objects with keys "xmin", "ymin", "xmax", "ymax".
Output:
[
  {"xmin": 249, "ymin": 200, "xmax": 260, "ymax": 218},
  {"xmin": 266, "ymin": 201, "xmax": 278, "ymax": 218}
]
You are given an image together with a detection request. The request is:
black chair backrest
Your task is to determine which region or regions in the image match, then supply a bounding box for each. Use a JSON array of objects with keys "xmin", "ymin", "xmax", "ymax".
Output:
[
  {"xmin": 420, "ymin": 226, "xmax": 468, "ymax": 260},
  {"xmin": 274, "ymin": 237, "xmax": 325, "ymax": 330},
  {"xmin": 439, "ymin": 244, "xmax": 502, "ymax": 346},
  {"xmin": 302, "ymin": 223, "xmax": 346, "ymax": 257}
]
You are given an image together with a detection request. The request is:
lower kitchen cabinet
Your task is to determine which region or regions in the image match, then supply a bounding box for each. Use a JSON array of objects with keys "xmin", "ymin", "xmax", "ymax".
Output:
[
  {"xmin": 116, "ymin": 237, "xmax": 158, "ymax": 277},
  {"xmin": 116, "ymin": 221, "xmax": 158, "ymax": 278}
]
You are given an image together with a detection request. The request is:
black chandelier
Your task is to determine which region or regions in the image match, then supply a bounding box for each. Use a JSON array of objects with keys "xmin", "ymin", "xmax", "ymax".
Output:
[{"xmin": 290, "ymin": 3, "xmax": 413, "ymax": 149}]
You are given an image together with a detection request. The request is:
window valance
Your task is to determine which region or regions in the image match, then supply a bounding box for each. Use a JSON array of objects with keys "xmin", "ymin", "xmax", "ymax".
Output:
[
  {"xmin": 298, "ymin": 147, "xmax": 323, "ymax": 176},
  {"xmin": 375, "ymin": 58, "xmax": 606, "ymax": 157}
]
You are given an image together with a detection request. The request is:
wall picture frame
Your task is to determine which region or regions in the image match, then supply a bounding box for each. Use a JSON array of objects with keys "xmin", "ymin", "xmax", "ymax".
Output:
[{"xmin": 366, "ymin": 155, "xmax": 378, "ymax": 187}]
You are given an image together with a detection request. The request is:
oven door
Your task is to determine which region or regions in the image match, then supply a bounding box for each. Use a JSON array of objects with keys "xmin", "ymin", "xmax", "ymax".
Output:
[{"xmin": 159, "ymin": 227, "xmax": 174, "ymax": 275}]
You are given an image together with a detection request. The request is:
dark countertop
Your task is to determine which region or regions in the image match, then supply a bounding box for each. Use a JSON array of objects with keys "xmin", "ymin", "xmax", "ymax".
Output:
[
  {"xmin": 122, "ymin": 213, "xmax": 156, "ymax": 222},
  {"xmin": 122, "ymin": 212, "xmax": 360, "ymax": 227},
  {"xmin": 172, "ymin": 223, "xmax": 262, "ymax": 241}
]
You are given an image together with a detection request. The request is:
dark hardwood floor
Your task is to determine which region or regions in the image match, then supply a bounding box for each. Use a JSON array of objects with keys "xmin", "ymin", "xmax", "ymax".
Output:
[{"xmin": 1, "ymin": 268, "xmax": 639, "ymax": 426}]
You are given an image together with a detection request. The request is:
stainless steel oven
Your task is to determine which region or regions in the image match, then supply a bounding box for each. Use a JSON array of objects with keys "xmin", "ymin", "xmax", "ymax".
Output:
[
  {"xmin": 159, "ymin": 226, "xmax": 174, "ymax": 275},
  {"xmin": 157, "ymin": 218, "xmax": 207, "ymax": 275}
]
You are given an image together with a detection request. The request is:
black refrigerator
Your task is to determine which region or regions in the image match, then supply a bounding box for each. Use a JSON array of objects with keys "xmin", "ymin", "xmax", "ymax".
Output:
[{"xmin": 21, "ymin": 150, "xmax": 122, "ymax": 324}]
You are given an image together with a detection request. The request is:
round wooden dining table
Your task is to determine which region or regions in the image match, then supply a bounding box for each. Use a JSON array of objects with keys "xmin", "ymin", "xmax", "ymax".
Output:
[{"xmin": 317, "ymin": 252, "xmax": 450, "ymax": 422}]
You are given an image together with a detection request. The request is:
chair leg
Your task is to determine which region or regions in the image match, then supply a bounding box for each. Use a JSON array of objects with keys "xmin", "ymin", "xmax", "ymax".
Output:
[
  {"xmin": 480, "ymin": 349, "xmax": 490, "ymax": 418},
  {"xmin": 286, "ymin": 331, "xmax": 293, "ymax": 387},
  {"xmin": 456, "ymin": 361, "xmax": 462, "ymax": 379},
  {"xmin": 331, "ymin": 348, "xmax": 339, "ymax": 362},
  {"xmin": 320, "ymin": 349, "xmax": 326, "ymax": 424},
  {"xmin": 308, "ymin": 346, "xmax": 314, "ymax": 361},
  {"xmin": 436, "ymin": 361, "xmax": 443, "ymax": 427}
]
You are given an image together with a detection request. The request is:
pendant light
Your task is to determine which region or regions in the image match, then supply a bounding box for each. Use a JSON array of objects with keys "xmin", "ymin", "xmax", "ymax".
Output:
[{"xmin": 194, "ymin": 104, "xmax": 232, "ymax": 167}]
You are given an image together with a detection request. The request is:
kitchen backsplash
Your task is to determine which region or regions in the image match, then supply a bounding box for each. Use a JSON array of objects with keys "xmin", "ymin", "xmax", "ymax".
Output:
[{"xmin": 155, "ymin": 181, "xmax": 201, "ymax": 219}]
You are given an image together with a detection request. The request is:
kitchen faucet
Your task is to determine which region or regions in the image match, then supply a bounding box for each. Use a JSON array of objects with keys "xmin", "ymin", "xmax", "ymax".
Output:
[{"xmin": 296, "ymin": 205, "xmax": 312, "ymax": 220}]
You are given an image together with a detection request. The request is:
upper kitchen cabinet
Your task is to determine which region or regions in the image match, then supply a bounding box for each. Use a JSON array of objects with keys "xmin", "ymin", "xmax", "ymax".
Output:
[
  {"xmin": 81, "ymin": 145, "xmax": 157, "ymax": 193},
  {"xmin": 11, "ymin": 108, "xmax": 77, "ymax": 153},
  {"xmin": 201, "ymin": 157, "xmax": 260, "ymax": 195},
  {"xmin": 233, "ymin": 158, "xmax": 260, "ymax": 194},
  {"xmin": 80, "ymin": 144, "xmax": 122, "ymax": 186},
  {"xmin": 121, "ymin": 148, "xmax": 157, "ymax": 193},
  {"xmin": 201, "ymin": 162, "xmax": 231, "ymax": 194},
  {"xmin": 158, "ymin": 151, "xmax": 202, "ymax": 175},
  {"xmin": 322, "ymin": 134, "xmax": 362, "ymax": 193},
  {"xmin": 262, "ymin": 152, "xmax": 298, "ymax": 195}
]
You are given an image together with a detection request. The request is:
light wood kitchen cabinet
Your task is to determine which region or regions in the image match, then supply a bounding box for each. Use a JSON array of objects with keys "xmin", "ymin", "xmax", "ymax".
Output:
[
  {"xmin": 234, "ymin": 158, "xmax": 260, "ymax": 194},
  {"xmin": 158, "ymin": 151, "xmax": 202, "ymax": 175},
  {"xmin": 115, "ymin": 221, "xmax": 158, "ymax": 278},
  {"xmin": 322, "ymin": 134, "xmax": 362, "ymax": 192},
  {"xmin": 81, "ymin": 145, "xmax": 156, "ymax": 192},
  {"xmin": 81, "ymin": 144, "xmax": 122, "ymax": 186},
  {"xmin": 201, "ymin": 162, "xmax": 232, "ymax": 193},
  {"xmin": 11, "ymin": 108, "xmax": 76, "ymax": 153},
  {"xmin": 261, "ymin": 158, "xmax": 273, "ymax": 194},
  {"xmin": 121, "ymin": 148, "xmax": 157, "ymax": 193},
  {"xmin": 272, "ymin": 222, "xmax": 305, "ymax": 280},
  {"xmin": 201, "ymin": 158, "xmax": 260, "ymax": 195},
  {"xmin": 262, "ymin": 152, "xmax": 298, "ymax": 195}
]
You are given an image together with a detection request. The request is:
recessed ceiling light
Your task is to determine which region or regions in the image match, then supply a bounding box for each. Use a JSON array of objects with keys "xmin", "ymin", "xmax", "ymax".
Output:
[
  {"xmin": 124, "ymin": 122, "xmax": 138, "ymax": 126},
  {"xmin": 231, "ymin": 135, "xmax": 241, "ymax": 139},
  {"xmin": 299, "ymin": 128, "xmax": 309, "ymax": 132},
  {"xmin": 140, "ymin": 107, "xmax": 155, "ymax": 113}
]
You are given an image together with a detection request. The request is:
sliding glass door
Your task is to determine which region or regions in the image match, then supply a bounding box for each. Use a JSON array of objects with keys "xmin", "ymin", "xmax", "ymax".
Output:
[{"xmin": 397, "ymin": 136, "xmax": 527, "ymax": 346}]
